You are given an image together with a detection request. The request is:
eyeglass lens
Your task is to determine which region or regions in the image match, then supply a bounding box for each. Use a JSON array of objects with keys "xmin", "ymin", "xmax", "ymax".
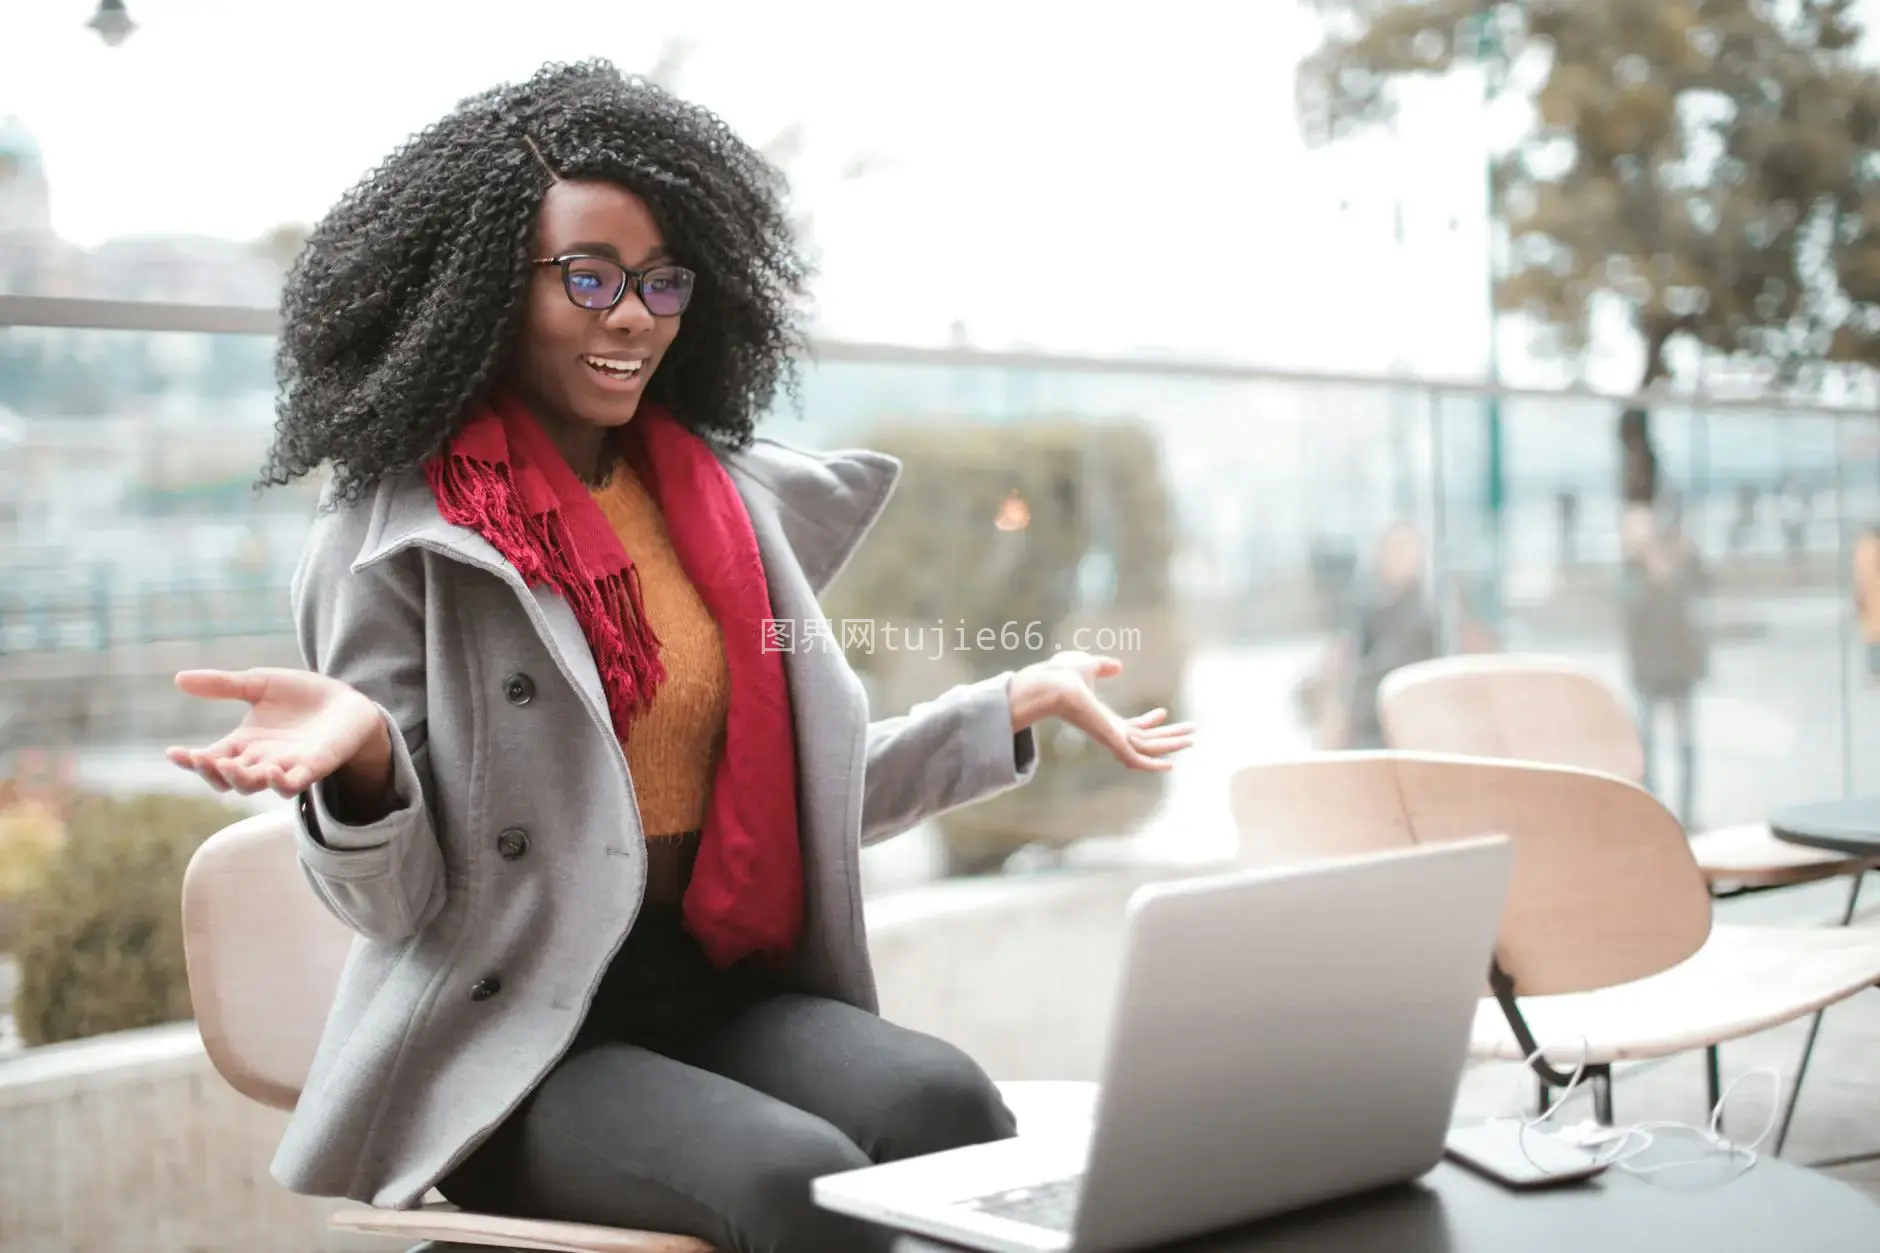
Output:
[{"xmin": 563, "ymin": 257, "xmax": 694, "ymax": 316}]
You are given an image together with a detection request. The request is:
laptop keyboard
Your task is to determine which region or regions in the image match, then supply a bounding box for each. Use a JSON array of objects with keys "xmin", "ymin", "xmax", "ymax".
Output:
[{"xmin": 958, "ymin": 1174, "xmax": 1083, "ymax": 1232}]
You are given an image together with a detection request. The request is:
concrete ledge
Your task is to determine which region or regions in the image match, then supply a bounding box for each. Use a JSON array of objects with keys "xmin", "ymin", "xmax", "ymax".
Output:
[
  {"xmin": 0, "ymin": 1022, "xmax": 379, "ymax": 1253},
  {"xmin": 0, "ymin": 860, "xmax": 1207, "ymax": 1253}
]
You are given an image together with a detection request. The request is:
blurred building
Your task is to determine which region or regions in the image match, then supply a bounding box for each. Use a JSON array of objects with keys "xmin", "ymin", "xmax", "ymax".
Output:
[
  {"xmin": 0, "ymin": 116, "xmax": 284, "ymax": 303},
  {"xmin": 0, "ymin": 115, "xmax": 82, "ymax": 295}
]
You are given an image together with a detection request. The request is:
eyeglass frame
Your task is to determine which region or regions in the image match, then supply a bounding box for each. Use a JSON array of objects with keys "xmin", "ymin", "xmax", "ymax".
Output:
[{"xmin": 530, "ymin": 254, "xmax": 697, "ymax": 316}]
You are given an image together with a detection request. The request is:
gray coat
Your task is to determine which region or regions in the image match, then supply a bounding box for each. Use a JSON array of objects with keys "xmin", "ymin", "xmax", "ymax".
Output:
[{"xmin": 270, "ymin": 435, "xmax": 1039, "ymax": 1208}]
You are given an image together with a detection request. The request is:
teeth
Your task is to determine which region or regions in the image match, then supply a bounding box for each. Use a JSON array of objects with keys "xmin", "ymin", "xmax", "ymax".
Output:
[{"xmin": 583, "ymin": 355, "xmax": 644, "ymax": 377}]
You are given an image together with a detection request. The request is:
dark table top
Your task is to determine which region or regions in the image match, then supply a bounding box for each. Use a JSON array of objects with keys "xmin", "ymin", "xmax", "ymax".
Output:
[
  {"xmin": 1769, "ymin": 795, "xmax": 1880, "ymax": 856},
  {"xmin": 889, "ymin": 1157, "xmax": 1880, "ymax": 1253}
]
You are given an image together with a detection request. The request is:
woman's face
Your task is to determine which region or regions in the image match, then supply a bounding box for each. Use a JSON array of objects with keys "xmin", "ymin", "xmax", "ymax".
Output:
[{"xmin": 511, "ymin": 179, "xmax": 684, "ymax": 433}]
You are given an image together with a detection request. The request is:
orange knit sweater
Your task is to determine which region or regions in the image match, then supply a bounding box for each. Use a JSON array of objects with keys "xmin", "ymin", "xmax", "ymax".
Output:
[{"xmin": 590, "ymin": 460, "xmax": 730, "ymax": 897}]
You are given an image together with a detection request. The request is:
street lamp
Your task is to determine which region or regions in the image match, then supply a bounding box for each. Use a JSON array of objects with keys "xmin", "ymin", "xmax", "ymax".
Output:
[
  {"xmin": 1459, "ymin": 7, "xmax": 1508, "ymax": 635},
  {"xmin": 87, "ymin": 0, "xmax": 136, "ymax": 47}
]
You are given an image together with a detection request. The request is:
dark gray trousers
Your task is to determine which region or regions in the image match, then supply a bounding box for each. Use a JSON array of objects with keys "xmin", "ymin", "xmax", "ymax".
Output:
[{"xmin": 438, "ymin": 904, "xmax": 1018, "ymax": 1253}]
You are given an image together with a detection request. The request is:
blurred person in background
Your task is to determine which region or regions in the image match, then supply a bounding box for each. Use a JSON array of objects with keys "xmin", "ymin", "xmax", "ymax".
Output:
[
  {"xmin": 1619, "ymin": 496, "xmax": 1709, "ymax": 826},
  {"xmin": 1728, "ymin": 482, "xmax": 1758, "ymax": 555},
  {"xmin": 161, "ymin": 61, "xmax": 1192, "ymax": 1253},
  {"xmin": 1555, "ymin": 488, "xmax": 1579, "ymax": 569},
  {"xmin": 1303, "ymin": 521, "xmax": 1438, "ymax": 749},
  {"xmin": 1342, "ymin": 521, "xmax": 1440, "ymax": 749},
  {"xmin": 1780, "ymin": 472, "xmax": 1811, "ymax": 566},
  {"xmin": 1854, "ymin": 523, "xmax": 1880, "ymax": 683}
]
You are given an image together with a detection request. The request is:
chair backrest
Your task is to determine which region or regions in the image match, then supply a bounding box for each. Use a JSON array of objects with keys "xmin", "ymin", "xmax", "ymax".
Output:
[
  {"xmin": 1228, "ymin": 752, "xmax": 1711, "ymax": 997},
  {"xmin": 1375, "ymin": 654, "xmax": 1645, "ymax": 783},
  {"xmin": 180, "ymin": 809, "xmax": 353, "ymax": 1111}
]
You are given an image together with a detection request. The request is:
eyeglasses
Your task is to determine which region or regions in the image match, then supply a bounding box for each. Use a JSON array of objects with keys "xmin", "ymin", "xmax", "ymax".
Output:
[{"xmin": 531, "ymin": 254, "xmax": 696, "ymax": 317}]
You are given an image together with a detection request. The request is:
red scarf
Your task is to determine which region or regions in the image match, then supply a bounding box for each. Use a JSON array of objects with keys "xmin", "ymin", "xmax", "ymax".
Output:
[{"xmin": 425, "ymin": 392, "xmax": 802, "ymax": 969}]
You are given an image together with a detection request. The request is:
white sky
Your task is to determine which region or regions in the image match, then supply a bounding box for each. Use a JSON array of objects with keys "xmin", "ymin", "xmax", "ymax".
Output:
[{"xmin": 1, "ymin": 0, "xmax": 1578, "ymax": 383}]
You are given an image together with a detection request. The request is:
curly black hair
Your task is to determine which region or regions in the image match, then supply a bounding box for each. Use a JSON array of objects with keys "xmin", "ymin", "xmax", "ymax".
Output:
[{"xmin": 260, "ymin": 59, "xmax": 810, "ymax": 503}]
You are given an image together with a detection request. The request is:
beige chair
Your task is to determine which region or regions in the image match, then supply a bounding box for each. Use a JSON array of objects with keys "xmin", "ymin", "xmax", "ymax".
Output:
[
  {"xmin": 1228, "ymin": 751, "xmax": 1880, "ymax": 1136},
  {"xmin": 181, "ymin": 810, "xmax": 1080, "ymax": 1253},
  {"xmin": 1374, "ymin": 653, "xmax": 1876, "ymax": 899}
]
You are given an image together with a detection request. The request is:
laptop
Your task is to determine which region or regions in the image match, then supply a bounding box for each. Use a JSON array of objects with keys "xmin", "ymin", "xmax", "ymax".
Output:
[{"xmin": 813, "ymin": 835, "xmax": 1513, "ymax": 1253}]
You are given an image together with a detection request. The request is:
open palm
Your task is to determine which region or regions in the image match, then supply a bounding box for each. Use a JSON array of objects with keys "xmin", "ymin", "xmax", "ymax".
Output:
[
  {"xmin": 166, "ymin": 668, "xmax": 383, "ymax": 797},
  {"xmin": 1023, "ymin": 651, "xmax": 1196, "ymax": 772}
]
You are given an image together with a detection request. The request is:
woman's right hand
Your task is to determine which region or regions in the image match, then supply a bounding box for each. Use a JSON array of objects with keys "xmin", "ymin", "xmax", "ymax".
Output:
[{"xmin": 166, "ymin": 667, "xmax": 389, "ymax": 799}]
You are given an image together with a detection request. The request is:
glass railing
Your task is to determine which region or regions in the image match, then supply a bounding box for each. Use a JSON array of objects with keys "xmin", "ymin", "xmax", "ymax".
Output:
[{"xmin": 2, "ymin": 299, "xmax": 1874, "ymax": 873}]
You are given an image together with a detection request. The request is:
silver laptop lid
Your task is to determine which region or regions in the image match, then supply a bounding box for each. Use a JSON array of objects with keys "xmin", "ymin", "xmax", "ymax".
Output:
[{"xmin": 1070, "ymin": 836, "xmax": 1513, "ymax": 1253}]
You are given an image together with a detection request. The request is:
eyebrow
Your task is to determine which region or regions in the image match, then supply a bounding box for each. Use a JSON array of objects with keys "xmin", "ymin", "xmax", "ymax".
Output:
[{"xmin": 562, "ymin": 240, "xmax": 674, "ymax": 267}]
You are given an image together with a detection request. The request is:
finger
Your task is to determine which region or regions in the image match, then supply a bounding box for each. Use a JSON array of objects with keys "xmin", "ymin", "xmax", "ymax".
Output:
[
  {"xmin": 189, "ymin": 752, "xmax": 234, "ymax": 792},
  {"xmin": 1132, "ymin": 734, "xmax": 1194, "ymax": 757},
  {"xmin": 1086, "ymin": 655, "xmax": 1124, "ymax": 678},
  {"xmin": 234, "ymin": 742, "xmax": 274, "ymax": 771},
  {"xmin": 168, "ymin": 736, "xmax": 247, "ymax": 765},
  {"xmin": 262, "ymin": 747, "xmax": 318, "ymax": 794},
  {"xmin": 192, "ymin": 746, "xmax": 268, "ymax": 792},
  {"xmin": 1130, "ymin": 725, "xmax": 1193, "ymax": 749},
  {"xmin": 208, "ymin": 731, "xmax": 256, "ymax": 762},
  {"xmin": 218, "ymin": 758, "xmax": 274, "ymax": 795},
  {"xmin": 241, "ymin": 743, "xmax": 309, "ymax": 795},
  {"xmin": 1128, "ymin": 708, "xmax": 1169, "ymax": 729},
  {"xmin": 175, "ymin": 668, "xmax": 267, "ymax": 704},
  {"xmin": 1132, "ymin": 720, "xmax": 1196, "ymax": 740},
  {"xmin": 1118, "ymin": 745, "xmax": 1175, "ymax": 772}
]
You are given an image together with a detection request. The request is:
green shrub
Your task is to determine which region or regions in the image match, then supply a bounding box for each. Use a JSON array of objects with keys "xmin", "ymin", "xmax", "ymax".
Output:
[
  {"xmin": 826, "ymin": 415, "xmax": 1188, "ymax": 875},
  {"xmin": 12, "ymin": 792, "xmax": 244, "ymax": 1046}
]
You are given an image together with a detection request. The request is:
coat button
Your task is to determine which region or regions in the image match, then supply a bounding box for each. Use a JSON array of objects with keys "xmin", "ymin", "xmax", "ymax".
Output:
[
  {"xmin": 469, "ymin": 976, "xmax": 502, "ymax": 1002},
  {"xmin": 502, "ymin": 673, "xmax": 535, "ymax": 705},
  {"xmin": 497, "ymin": 827, "xmax": 530, "ymax": 861}
]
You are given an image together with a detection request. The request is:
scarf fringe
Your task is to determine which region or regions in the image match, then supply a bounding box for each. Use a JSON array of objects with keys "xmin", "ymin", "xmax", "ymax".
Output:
[{"xmin": 425, "ymin": 452, "xmax": 666, "ymax": 738}]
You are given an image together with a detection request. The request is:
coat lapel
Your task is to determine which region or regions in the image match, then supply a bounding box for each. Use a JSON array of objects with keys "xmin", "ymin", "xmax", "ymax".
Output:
[
  {"xmin": 350, "ymin": 470, "xmax": 612, "ymax": 716},
  {"xmin": 717, "ymin": 435, "xmax": 900, "ymax": 770}
]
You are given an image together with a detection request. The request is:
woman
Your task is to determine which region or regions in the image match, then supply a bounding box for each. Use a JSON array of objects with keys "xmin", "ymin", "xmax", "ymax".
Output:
[
  {"xmin": 164, "ymin": 61, "xmax": 1191, "ymax": 1253},
  {"xmin": 1619, "ymin": 500, "xmax": 1707, "ymax": 825}
]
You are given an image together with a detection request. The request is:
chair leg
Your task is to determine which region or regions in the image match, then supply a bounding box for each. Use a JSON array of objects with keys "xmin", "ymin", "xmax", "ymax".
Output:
[
  {"xmin": 1706, "ymin": 1043, "xmax": 1724, "ymax": 1135},
  {"xmin": 1776, "ymin": 1008, "xmax": 1831, "ymax": 1156},
  {"xmin": 1591, "ymin": 1066, "xmax": 1614, "ymax": 1126},
  {"xmin": 1770, "ymin": 873, "xmax": 1866, "ymax": 1156},
  {"xmin": 1839, "ymin": 870, "xmax": 1868, "ymax": 927},
  {"xmin": 1535, "ymin": 1067, "xmax": 1611, "ymax": 1123}
]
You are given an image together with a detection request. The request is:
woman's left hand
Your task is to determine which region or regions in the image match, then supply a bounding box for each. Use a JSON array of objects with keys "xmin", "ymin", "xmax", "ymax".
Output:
[{"xmin": 1007, "ymin": 651, "xmax": 1196, "ymax": 772}]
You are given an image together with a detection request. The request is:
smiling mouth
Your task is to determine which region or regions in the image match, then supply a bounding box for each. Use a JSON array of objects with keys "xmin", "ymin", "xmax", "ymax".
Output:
[{"xmin": 583, "ymin": 354, "xmax": 646, "ymax": 380}]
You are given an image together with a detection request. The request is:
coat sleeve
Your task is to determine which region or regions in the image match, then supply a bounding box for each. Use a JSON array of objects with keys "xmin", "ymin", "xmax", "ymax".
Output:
[
  {"xmin": 859, "ymin": 672, "xmax": 1039, "ymax": 846},
  {"xmin": 289, "ymin": 511, "xmax": 447, "ymax": 945}
]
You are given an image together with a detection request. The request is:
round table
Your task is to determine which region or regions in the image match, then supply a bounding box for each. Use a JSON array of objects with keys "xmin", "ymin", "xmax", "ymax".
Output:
[
  {"xmin": 891, "ymin": 1083, "xmax": 1880, "ymax": 1251},
  {"xmin": 1771, "ymin": 796, "xmax": 1880, "ymax": 858},
  {"xmin": 891, "ymin": 1156, "xmax": 1880, "ymax": 1252}
]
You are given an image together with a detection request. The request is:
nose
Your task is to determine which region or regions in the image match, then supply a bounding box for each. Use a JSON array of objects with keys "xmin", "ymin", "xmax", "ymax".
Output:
[{"xmin": 602, "ymin": 282, "xmax": 657, "ymax": 334}]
